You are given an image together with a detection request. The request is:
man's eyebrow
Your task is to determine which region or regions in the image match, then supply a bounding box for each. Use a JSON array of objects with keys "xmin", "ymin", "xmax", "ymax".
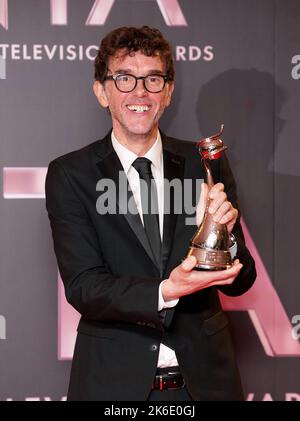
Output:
[
  {"xmin": 113, "ymin": 68, "xmax": 164, "ymax": 75},
  {"xmin": 146, "ymin": 70, "xmax": 164, "ymax": 75},
  {"xmin": 112, "ymin": 68, "xmax": 131, "ymax": 74}
]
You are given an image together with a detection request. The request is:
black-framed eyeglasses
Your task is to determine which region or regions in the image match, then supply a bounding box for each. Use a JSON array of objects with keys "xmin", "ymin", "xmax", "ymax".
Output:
[{"xmin": 103, "ymin": 73, "xmax": 170, "ymax": 93}]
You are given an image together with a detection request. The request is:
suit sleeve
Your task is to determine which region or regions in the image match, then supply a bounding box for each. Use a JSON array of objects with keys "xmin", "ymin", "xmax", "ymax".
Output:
[
  {"xmin": 213, "ymin": 154, "xmax": 257, "ymax": 296},
  {"xmin": 45, "ymin": 159, "xmax": 163, "ymax": 329}
]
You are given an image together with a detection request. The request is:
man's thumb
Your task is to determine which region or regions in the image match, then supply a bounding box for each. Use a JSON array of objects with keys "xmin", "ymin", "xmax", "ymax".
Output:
[{"xmin": 181, "ymin": 255, "xmax": 197, "ymax": 271}]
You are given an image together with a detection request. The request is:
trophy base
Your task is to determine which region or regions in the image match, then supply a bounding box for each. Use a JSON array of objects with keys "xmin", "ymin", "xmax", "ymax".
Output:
[{"xmin": 187, "ymin": 245, "xmax": 232, "ymax": 271}]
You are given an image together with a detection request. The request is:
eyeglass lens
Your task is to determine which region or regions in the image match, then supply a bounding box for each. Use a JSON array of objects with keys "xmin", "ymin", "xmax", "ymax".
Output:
[{"xmin": 115, "ymin": 74, "xmax": 165, "ymax": 92}]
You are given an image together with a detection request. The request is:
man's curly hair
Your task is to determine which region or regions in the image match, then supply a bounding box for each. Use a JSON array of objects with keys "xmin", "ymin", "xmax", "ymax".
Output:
[{"xmin": 94, "ymin": 26, "xmax": 175, "ymax": 83}]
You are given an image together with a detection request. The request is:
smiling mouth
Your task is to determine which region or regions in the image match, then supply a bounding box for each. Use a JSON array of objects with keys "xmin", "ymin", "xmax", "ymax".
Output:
[{"xmin": 126, "ymin": 105, "xmax": 150, "ymax": 113}]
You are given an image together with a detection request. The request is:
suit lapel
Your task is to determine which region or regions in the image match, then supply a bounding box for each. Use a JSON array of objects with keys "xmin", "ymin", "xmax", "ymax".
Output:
[
  {"xmin": 94, "ymin": 133, "xmax": 157, "ymax": 268},
  {"xmin": 94, "ymin": 132, "xmax": 186, "ymax": 275},
  {"xmin": 161, "ymin": 135, "xmax": 185, "ymax": 276}
]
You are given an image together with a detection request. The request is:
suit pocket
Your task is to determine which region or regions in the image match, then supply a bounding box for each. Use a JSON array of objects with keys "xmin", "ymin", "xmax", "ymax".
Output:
[
  {"xmin": 203, "ymin": 310, "xmax": 229, "ymax": 336},
  {"xmin": 77, "ymin": 322, "xmax": 115, "ymax": 339}
]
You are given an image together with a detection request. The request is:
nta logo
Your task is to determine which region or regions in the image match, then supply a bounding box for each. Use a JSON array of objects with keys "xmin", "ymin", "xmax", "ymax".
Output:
[
  {"xmin": 0, "ymin": 55, "xmax": 5, "ymax": 79},
  {"xmin": 0, "ymin": 0, "xmax": 188, "ymax": 30}
]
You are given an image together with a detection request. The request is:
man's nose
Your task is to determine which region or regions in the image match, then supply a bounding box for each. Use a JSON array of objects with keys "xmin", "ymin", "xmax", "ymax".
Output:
[{"xmin": 134, "ymin": 79, "xmax": 148, "ymax": 96}]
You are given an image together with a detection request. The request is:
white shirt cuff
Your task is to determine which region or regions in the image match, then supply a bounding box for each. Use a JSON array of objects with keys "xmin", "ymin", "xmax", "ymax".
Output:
[{"xmin": 158, "ymin": 280, "xmax": 179, "ymax": 311}]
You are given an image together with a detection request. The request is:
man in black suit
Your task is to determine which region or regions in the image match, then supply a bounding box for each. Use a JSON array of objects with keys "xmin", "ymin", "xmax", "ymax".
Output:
[{"xmin": 45, "ymin": 26, "xmax": 256, "ymax": 401}]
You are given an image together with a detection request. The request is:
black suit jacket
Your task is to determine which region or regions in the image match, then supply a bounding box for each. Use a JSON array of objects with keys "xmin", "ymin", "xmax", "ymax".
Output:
[{"xmin": 45, "ymin": 132, "xmax": 256, "ymax": 401}]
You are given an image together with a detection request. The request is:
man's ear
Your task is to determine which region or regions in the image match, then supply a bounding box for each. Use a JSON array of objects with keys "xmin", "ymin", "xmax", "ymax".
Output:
[{"xmin": 93, "ymin": 81, "xmax": 109, "ymax": 108}]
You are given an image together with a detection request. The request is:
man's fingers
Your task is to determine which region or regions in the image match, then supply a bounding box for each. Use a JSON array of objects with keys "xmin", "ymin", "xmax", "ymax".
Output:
[
  {"xmin": 211, "ymin": 201, "xmax": 231, "ymax": 222},
  {"xmin": 219, "ymin": 207, "xmax": 238, "ymax": 225},
  {"xmin": 209, "ymin": 183, "xmax": 224, "ymax": 199},
  {"xmin": 180, "ymin": 257, "xmax": 242, "ymax": 288},
  {"xmin": 208, "ymin": 191, "xmax": 227, "ymax": 213},
  {"xmin": 191, "ymin": 260, "xmax": 242, "ymax": 282},
  {"xmin": 182, "ymin": 257, "xmax": 242, "ymax": 278}
]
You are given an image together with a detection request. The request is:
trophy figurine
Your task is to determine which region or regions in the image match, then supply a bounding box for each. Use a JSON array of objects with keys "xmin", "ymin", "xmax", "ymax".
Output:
[{"xmin": 186, "ymin": 124, "xmax": 233, "ymax": 270}]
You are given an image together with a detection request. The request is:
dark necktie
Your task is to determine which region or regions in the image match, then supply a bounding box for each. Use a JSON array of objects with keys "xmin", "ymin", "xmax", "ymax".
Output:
[{"xmin": 132, "ymin": 157, "xmax": 161, "ymax": 268}]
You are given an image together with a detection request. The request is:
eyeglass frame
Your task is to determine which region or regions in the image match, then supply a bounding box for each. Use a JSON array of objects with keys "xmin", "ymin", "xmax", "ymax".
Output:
[{"xmin": 103, "ymin": 73, "xmax": 170, "ymax": 93}]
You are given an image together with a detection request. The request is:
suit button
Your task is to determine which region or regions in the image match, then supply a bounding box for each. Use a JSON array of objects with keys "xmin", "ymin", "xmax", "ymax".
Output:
[{"xmin": 150, "ymin": 344, "xmax": 158, "ymax": 352}]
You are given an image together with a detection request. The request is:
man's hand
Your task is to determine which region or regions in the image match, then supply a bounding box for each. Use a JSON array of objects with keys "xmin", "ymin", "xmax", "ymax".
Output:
[
  {"xmin": 196, "ymin": 182, "xmax": 238, "ymax": 234},
  {"xmin": 161, "ymin": 256, "xmax": 243, "ymax": 301},
  {"xmin": 161, "ymin": 181, "xmax": 241, "ymax": 302}
]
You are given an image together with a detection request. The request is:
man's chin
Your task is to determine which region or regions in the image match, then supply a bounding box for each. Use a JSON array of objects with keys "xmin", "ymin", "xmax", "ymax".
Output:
[{"xmin": 125, "ymin": 125, "xmax": 157, "ymax": 138}]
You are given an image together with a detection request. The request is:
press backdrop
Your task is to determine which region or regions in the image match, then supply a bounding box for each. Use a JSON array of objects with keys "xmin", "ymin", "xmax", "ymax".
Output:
[{"xmin": 1, "ymin": 0, "xmax": 300, "ymax": 401}]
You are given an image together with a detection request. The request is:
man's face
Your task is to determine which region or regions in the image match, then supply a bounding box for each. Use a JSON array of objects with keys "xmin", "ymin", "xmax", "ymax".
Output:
[{"xmin": 93, "ymin": 51, "xmax": 174, "ymax": 143}]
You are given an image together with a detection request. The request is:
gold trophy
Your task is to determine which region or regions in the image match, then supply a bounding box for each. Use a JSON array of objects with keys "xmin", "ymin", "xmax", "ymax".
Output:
[{"xmin": 186, "ymin": 125, "xmax": 233, "ymax": 270}]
